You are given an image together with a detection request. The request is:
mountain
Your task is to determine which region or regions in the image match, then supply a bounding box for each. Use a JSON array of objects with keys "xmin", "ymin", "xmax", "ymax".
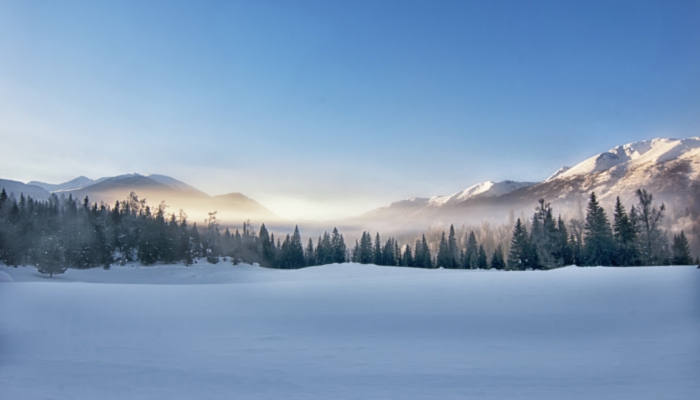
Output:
[
  {"xmin": 3, "ymin": 173, "xmax": 282, "ymax": 225},
  {"xmin": 0, "ymin": 179, "xmax": 51, "ymax": 200},
  {"xmin": 28, "ymin": 176, "xmax": 95, "ymax": 192},
  {"xmin": 357, "ymin": 137, "xmax": 700, "ymax": 232}
]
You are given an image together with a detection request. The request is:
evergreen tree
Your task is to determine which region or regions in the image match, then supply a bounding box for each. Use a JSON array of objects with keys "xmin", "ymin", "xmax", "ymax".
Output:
[
  {"xmin": 462, "ymin": 231, "xmax": 478, "ymax": 269},
  {"xmin": 359, "ymin": 232, "xmax": 373, "ymax": 264},
  {"xmin": 490, "ymin": 244, "xmax": 505, "ymax": 270},
  {"xmin": 671, "ymin": 231, "xmax": 692, "ymax": 265},
  {"xmin": 331, "ymin": 228, "xmax": 346, "ymax": 263},
  {"xmin": 414, "ymin": 234, "xmax": 432, "ymax": 268},
  {"xmin": 402, "ymin": 244, "xmax": 413, "ymax": 267},
  {"xmin": 436, "ymin": 232, "xmax": 453, "ymax": 268},
  {"xmin": 382, "ymin": 238, "xmax": 396, "ymax": 266},
  {"xmin": 507, "ymin": 219, "xmax": 531, "ymax": 270},
  {"xmin": 305, "ymin": 238, "xmax": 316, "ymax": 266},
  {"xmin": 476, "ymin": 245, "xmax": 488, "ymax": 269},
  {"xmin": 530, "ymin": 199, "xmax": 559, "ymax": 269},
  {"xmin": 373, "ymin": 232, "xmax": 382, "ymax": 265},
  {"xmin": 583, "ymin": 192, "xmax": 614, "ymax": 266},
  {"xmin": 612, "ymin": 197, "xmax": 638, "ymax": 266},
  {"xmin": 447, "ymin": 224, "xmax": 458, "ymax": 268},
  {"xmin": 288, "ymin": 225, "xmax": 305, "ymax": 269},
  {"xmin": 556, "ymin": 216, "xmax": 574, "ymax": 265},
  {"xmin": 259, "ymin": 224, "xmax": 275, "ymax": 267}
]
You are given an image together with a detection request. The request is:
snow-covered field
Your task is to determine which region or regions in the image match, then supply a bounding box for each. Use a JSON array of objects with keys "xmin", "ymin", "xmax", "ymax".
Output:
[{"xmin": 1, "ymin": 263, "xmax": 698, "ymax": 399}]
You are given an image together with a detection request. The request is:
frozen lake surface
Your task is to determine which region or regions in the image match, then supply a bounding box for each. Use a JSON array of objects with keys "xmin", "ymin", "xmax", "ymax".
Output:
[{"xmin": 1, "ymin": 263, "xmax": 698, "ymax": 399}]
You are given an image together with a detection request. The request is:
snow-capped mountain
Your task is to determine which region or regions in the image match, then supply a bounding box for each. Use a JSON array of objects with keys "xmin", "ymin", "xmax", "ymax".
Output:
[
  {"xmin": 551, "ymin": 137, "xmax": 700, "ymax": 182},
  {"xmin": 358, "ymin": 137, "xmax": 700, "ymax": 231},
  {"xmin": 427, "ymin": 180, "xmax": 537, "ymax": 207}
]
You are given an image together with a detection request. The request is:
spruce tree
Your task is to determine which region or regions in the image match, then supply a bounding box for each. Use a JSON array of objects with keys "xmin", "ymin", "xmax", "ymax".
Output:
[
  {"xmin": 583, "ymin": 192, "xmax": 614, "ymax": 266},
  {"xmin": 507, "ymin": 219, "xmax": 531, "ymax": 270},
  {"xmin": 448, "ymin": 224, "xmax": 458, "ymax": 268},
  {"xmin": 490, "ymin": 244, "xmax": 505, "ymax": 270},
  {"xmin": 288, "ymin": 225, "xmax": 305, "ymax": 269},
  {"xmin": 373, "ymin": 232, "xmax": 382, "ymax": 265},
  {"xmin": 305, "ymin": 238, "xmax": 316, "ymax": 266},
  {"xmin": 402, "ymin": 244, "xmax": 413, "ymax": 267},
  {"xmin": 436, "ymin": 232, "xmax": 453, "ymax": 268},
  {"xmin": 476, "ymin": 245, "xmax": 488, "ymax": 269},
  {"xmin": 462, "ymin": 231, "xmax": 478, "ymax": 269},
  {"xmin": 612, "ymin": 197, "xmax": 638, "ymax": 266},
  {"xmin": 671, "ymin": 231, "xmax": 692, "ymax": 265}
]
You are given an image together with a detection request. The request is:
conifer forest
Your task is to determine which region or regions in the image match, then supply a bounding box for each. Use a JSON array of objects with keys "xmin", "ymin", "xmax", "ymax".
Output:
[{"xmin": 0, "ymin": 187, "xmax": 693, "ymax": 277}]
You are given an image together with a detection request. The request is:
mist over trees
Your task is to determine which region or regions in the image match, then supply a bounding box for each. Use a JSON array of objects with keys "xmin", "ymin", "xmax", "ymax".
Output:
[{"xmin": 0, "ymin": 187, "xmax": 695, "ymax": 275}]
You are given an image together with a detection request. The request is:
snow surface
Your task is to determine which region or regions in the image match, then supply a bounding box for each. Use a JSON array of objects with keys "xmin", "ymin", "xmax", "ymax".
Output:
[{"xmin": 1, "ymin": 263, "xmax": 698, "ymax": 399}]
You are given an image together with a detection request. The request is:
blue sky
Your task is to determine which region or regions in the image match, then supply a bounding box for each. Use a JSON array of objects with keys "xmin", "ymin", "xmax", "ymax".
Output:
[{"xmin": 1, "ymin": 0, "xmax": 699, "ymax": 219}]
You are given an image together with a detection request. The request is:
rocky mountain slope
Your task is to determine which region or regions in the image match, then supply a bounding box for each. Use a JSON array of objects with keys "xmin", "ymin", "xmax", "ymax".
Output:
[{"xmin": 357, "ymin": 137, "xmax": 700, "ymax": 230}]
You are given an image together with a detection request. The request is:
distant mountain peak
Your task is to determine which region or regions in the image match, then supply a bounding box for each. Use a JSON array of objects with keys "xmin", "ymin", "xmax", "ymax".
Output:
[
  {"xmin": 426, "ymin": 180, "xmax": 537, "ymax": 207},
  {"xmin": 551, "ymin": 137, "xmax": 700, "ymax": 181},
  {"xmin": 546, "ymin": 166, "xmax": 571, "ymax": 182}
]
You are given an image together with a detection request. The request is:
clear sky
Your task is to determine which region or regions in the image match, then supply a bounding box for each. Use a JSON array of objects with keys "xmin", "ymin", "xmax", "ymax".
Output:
[{"xmin": 1, "ymin": 0, "xmax": 699, "ymax": 220}]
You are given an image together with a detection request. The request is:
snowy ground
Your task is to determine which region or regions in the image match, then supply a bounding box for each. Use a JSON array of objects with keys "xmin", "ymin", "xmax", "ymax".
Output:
[{"xmin": 1, "ymin": 263, "xmax": 698, "ymax": 400}]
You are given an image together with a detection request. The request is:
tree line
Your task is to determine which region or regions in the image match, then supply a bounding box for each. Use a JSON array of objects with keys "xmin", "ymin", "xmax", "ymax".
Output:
[{"xmin": 0, "ymin": 187, "xmax": 694, "ymax": 277}]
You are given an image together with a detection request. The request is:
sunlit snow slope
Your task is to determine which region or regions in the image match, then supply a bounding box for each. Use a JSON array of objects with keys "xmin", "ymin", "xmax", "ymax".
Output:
[{"xmin": 1, "ymin": 263, "xmax": 698, "ymax": 400}]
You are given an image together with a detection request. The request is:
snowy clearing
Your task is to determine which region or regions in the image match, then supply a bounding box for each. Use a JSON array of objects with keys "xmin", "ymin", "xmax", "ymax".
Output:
[{"xmin": 1, "ymin": 263, "xmax": 698, "ymax": 399}]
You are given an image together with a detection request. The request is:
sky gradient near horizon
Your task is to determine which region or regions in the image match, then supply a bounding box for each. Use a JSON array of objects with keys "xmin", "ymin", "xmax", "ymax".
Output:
[{"xmin": 1, "ymin": 0, "xmax": 700, "ymax": 219}]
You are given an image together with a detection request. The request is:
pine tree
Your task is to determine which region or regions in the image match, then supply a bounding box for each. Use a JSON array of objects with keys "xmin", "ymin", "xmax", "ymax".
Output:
[
  {"xmin": 382, "ymin": 238, "xmax": 392, "ymax": 266},
  {"xmin": 556, "ymin": 216, "xmax": 573, "ymax": 265},
  {"xmin": 414, "ymin": 234, "xmax": 432, "ymax": 268},
  {"xmin": 476, "ymin": 245, "xmax": 488, "ymax": 269},
  {"xmin": 583, "ymin": 192, "xmax": 614, "ymax": 266},
  {"xmin": 671, "ymin": 231, "xmax": 692, "ymax": 265},
  {"xmin": 436, "ymin": 232, "xmax": 453, "ymax": 268},
  {"xmin": 530, "ymin": 199, "xmax": 559, "ymax": 269},
  {"xmin": 288, "ymin": 225, "xmax": 305, "ymax": 269},
  {"xmin": 507, "ymin": 218, "xmax": 531, "ymax": 270},
  {"xmin": 259, "ymin": 224, "xmax": 275, "ymax": 267},
  {"xmin": 373, "ymin": 232, "xmax": 382, "ymax": 265},
  {"xmin": 305, "ymin": 238, "xmax": 316, "ymax": 266},
  {"xmin": 447, "ymin": 224, "xmax": 458, "ymax": 268},
  {"xmin": 462, "ymin": 231, "xmax": 478, "ymax": 269},
  {"xmin": 490, "ymin": 244, "xmax": 505, "ymax": 270},
  {"xmin": 331, "ymin": 228, "xmax": 346, "ymax": 263},
  {"xmin": 612, "ymin": 197, "xmax": 638, "ymax": 266},
  {"xmin": 359, "ymin": 232, "xmax": 373, "ymax": 264},
  {"xmin": 402, "ymin": 244, "xmax": 413, "ymax": 267}
]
